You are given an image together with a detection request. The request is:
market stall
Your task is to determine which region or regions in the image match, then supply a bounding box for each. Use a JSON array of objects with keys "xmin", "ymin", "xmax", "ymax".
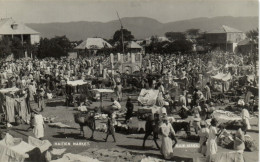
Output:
[{"xmin": 92, "ymin": 89, "xmax": 114, "ymax": 109}]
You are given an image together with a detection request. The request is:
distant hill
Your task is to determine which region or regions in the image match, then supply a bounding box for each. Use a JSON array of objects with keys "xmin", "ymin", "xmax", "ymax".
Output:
[{"xmin": 27, "ymin": 16, "xmax": 258, "ymax": 41}]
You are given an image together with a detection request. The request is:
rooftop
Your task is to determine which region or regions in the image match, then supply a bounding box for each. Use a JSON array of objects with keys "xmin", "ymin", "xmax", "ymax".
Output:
[
  {"xmin": 0, "ymin": 18, "xmax": 39, "ymax": 35},
  {"xmin": 207, "ymin": 25, "xmax": 243, "ymax": 34}
]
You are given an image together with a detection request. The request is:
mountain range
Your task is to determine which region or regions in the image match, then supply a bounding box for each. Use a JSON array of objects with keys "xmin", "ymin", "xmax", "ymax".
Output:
[{"xmin": 27, "ymin": 16, "xmax": 258, "ymax": 41}]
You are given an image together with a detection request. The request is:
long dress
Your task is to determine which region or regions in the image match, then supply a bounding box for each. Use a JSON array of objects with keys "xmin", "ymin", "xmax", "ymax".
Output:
[
  {"xmin": 33, "ymin": 114, "xmax": 44, "ymax": 138},
  {"xmin": 206, "ymin": 126, "xmax": 218, "ymax": 161},
  {"xmin": 160, "ymin": 123, "xmax": 176, "ymax": 159},
  {"xmin": 198, "ymin": 127, "xmax": 209, "ymax": 155},
  {"xmin": 204, "ymin": 85, "xmax": 211, "ymax": 100},
  {"xmin": 29, "ymin": 85, "xmax": 36, "ymax": 101}
]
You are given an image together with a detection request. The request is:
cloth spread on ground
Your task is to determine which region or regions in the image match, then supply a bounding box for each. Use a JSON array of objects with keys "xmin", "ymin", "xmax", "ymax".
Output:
[
  {"xmin": 67, "ymin": 80, "xmax": 88, "ymax": 86},
  {"xmin": 0, "ymin": 87, "xmax": 19, "ymax": 94},
  {"xmin": 141, "ymin": 156, "xmax": 162, "ymax": 162},
  {"xmin": 50, "ymin": 153, "xmax": 100, "ymax": 162},
  {"xmin": 48, "ymin": 122, "xmax": 72, "ymax": 128},
  {"xmin": 138, "ymin": 89, "xmax": 159, "ymax": 106},
  {"xmin": 28, "ymin": 136, "xmax": 52, "ymax": 153},
  {"xmin": 92, "ymin": 89, "xmax": 114, "ymax": 93},
  {"xmin": 212, "ymin": 110, "xmax": 241, "ymax": 124}
]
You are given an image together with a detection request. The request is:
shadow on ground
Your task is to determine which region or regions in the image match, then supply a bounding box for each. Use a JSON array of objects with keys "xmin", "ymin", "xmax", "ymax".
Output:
[
  {"xmin": 46, "ymin": 101, "xmax": 66, "ymax": 107},
  {"xmin": 117, "ymin": 144, "xmax": 159, "ymax": 151},
  {"xmin": 52, "ymin": 132, "xmax": 106, "ymax": 142}
]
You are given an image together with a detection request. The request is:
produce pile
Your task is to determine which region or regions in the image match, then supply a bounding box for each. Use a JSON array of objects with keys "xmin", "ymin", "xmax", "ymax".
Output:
[{"xmin": 244, "ymin": 135, "xmax": 258, "ymax": 152}]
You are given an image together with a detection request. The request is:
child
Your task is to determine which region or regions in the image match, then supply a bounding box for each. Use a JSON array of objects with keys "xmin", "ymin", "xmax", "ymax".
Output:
[
  {"xmin": 104, "ymin": 112, "xmax": 116, "ymax": 142},
  {"xmin": 32, "ymin": 109, "xmax": 45, "ymax": 140}
]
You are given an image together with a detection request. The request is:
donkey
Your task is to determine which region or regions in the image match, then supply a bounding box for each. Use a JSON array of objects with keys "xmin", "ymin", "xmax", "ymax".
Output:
[
  {"xmin": 73, "ymin": 111, "xmax": 96, "ymax": 139},
  {"xmin": 142, "ymin": 113, "xmax": 160, "ymax": 149}
]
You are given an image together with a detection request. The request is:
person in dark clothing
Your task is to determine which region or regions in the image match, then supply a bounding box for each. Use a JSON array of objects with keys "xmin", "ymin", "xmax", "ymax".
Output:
[
  {"xmin": 104, "ymin": 112, "xmax": 116, "ymax": 142},
  {"xmin": 125, "ymin": 97, "xmax": 134, "ymax": 123}
]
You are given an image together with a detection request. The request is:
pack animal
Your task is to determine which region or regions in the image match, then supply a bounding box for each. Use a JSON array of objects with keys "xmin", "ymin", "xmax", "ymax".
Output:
[
  {"xmin": 74, "ymin": 111, "xmax": 96, "ymax": 139},
  {"xmin": 171, "ymin": 121, "xmax": 191, "ymax": 136},
  {"xmin": 142, "ymin": 114, "xmax": 160, "ymax": 149}
]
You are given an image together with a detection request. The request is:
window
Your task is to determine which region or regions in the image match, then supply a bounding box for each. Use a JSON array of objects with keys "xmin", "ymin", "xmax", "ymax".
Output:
[{"xmin": 11, "ymin": 24, "xmax": 18, "ymax": 30}]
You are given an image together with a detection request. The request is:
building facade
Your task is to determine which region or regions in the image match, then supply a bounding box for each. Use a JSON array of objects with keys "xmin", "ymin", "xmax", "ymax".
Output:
[
  {"xmin": 0, "ymin": 18, "xmax": 40, "ymax": 45},
  {"xmin": 205, "ymin": 25, "xmax": 246, "ymax": 52}
]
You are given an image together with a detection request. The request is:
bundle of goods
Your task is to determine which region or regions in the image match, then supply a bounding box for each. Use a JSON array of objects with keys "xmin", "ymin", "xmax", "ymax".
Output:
[
  {"xmin": 137, "ymin": 105, "xmax": 161, "ymax": 120},
  {"xmin": 114, "ymin": 121, "xmax": 129, "ymax": 133},
  {"xmin": 212, "ymin": 110, "xmax": 242, "ymax": 125},
  {"xmin": 95, "ymin": 124, "xmax": 107, "ymax": 133},
  {"xmin": 94, "ymin": 113, "xmax": 108, "ymax": 120},
  {"xmin": 217, "ymin": 129, "xmax": 234, "ymax": 149},
  {"xmin": 220, "ymin": 120, "xmax": 245, "ymax": 130},
  {"xmin": 127, "ymin": 117, "xmax": 146, "ymax": 133},
  {"xmin": 73, "ymin": 111, "xmax": 95, "ymax": 125},
  {"xmin": 225, "ymin": 105, "xmax": 239, "ymax": 112},
  {"xmin": 113, "ymin": 111, "xmax": 125, "ymax": 119},
  {"xmin": 244, "ymin": 135, "xmax": 258, "ymax": 152},
  {"xmin": 43, "ymin": 117, "xmax": 55, "ymax": 123}
]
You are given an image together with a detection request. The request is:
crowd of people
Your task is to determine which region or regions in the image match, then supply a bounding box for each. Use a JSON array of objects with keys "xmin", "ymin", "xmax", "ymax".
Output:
[{"xmin": 0, "ymin": 50, "xmax": 258, "ymax": 161}]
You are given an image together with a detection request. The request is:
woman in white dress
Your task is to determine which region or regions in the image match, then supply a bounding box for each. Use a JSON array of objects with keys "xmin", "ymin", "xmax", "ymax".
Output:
[
  {"xmin": 206, "ymin": 118, "xmax": 223, "ymax": 162},
  {"xmin": 160, "ymin": 116, "xmax": 177, "ymax": 160},
  {"xmin": 33, "ymin": 109, "xmax": 44, "ymax": 140}
]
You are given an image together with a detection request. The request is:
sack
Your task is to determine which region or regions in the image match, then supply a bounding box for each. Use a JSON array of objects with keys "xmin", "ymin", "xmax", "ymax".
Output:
[{"xmin": 15, "ymin": 116, "xmax": 22, "ymax": 125}]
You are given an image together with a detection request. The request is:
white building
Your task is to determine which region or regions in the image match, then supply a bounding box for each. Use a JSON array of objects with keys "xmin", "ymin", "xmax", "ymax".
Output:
[{"xmin": 0, "ymin": 18, "xmax": 40, "ymax": 45}]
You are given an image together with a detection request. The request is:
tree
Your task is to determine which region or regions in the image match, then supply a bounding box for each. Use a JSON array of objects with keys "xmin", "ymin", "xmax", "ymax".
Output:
[
  {"xmin": 112, "ymin": 29, "xmax": 134, "ymax": 43},
  {"xmin": 246, "ymin": 28, "xmax": 258, "ymax": 41},
  {"xmin": 11, "ymin": 37, "xmax": 24, "ymax": 59},
  {"xmin": 165, "ymin": 32, "xmax": 186, "ymax": 41},
  {"xmin": 112, "ymin": 28, "xmax": 134, "ymax": 52},
  {"xmin": 150, "ymin": 35, "xmax": 159, "ymax": 43},
  {"xmin": 186, "ymin": 29, "xmax": 200, "ymax": 38},
  {"xmin": 37, "ymin": 36, "xmax": 72, "ymax": 58},
  {"xmin": 0, "ymin": 37, "xmax": 12, "ymax": 58},
  {"xmin": 166, "ymin": 40, "xmax": 193, "ymax": 53},
  {"xmin": 24, "ymin": 42, "xmax": 38, "ymax": 58}
]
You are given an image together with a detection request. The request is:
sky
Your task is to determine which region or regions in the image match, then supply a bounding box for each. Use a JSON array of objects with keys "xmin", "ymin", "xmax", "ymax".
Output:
[{"xmin": 0, "ymin": 0, "xmax": 258, "ymax": 23}]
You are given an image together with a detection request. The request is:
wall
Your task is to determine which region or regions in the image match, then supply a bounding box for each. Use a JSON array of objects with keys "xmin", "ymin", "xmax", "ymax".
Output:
[
  {"xmin": 205, "ymin": 33, "xmax": 226, "ymax": 44},
  {"xmin": 30, "ymin": 34, "xmax": 40, "ymax": 44},
  {"xmin": 227, "ymin": 33, "xmax": 245, "ymax": 43}
]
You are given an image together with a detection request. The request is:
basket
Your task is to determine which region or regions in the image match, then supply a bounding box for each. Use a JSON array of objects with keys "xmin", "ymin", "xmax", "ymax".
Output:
[{"xmin": 74, "ymin": 113, "xmax": 87, "ymax": 124}]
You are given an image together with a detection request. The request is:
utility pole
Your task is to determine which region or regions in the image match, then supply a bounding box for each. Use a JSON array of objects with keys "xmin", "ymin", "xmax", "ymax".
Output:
[{"xmin": 116, "ymin": 11, "xmax": 124, "ymax": 54}]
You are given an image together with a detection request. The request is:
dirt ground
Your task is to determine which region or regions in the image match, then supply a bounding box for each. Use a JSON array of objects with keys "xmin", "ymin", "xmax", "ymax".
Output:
[{"xmin": 2, "ymin": 92, "xmax": 259, "ymax": 162}]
